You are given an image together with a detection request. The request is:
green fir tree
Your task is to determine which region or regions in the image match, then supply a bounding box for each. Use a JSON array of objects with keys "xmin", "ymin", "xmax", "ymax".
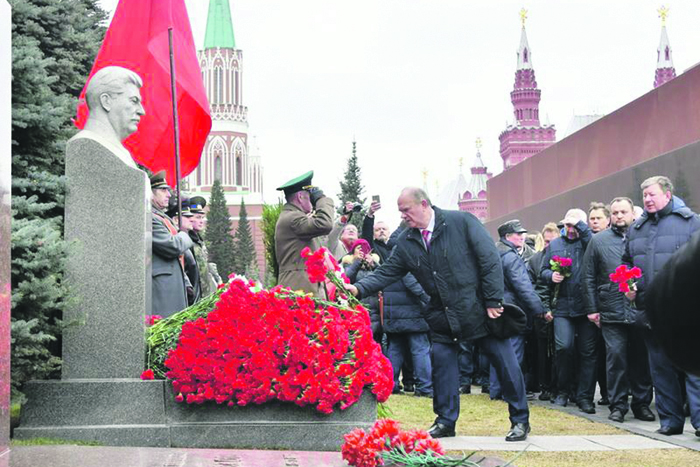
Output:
[
  {"xmin": 232, "ymin": 200, "xmax": 256, "ymax": 276},
  {"xmin": 11, "ymin": 0, "xmax": 107, "ymax": 399},
  {"xmin": 205, "ymin": 179, "xmax": 236, "ymax": 279},
  {"xmin": 261, "ymin": 201, "xmax": 283, "ymax": 286},
  {"xmin": 337, "ymin": 140, "xmax": 366, "ymax": 229}
]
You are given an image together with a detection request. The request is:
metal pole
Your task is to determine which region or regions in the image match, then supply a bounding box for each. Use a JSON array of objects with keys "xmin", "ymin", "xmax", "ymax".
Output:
[{"xmin": 168, "ymin": 27, "xmax": 183, "ymax": 228}]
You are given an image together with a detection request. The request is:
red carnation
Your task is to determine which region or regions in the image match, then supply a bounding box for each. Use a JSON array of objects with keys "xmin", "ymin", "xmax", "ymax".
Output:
[{"xmin": 140, "ymin": 369, "xmax": 154, "ymax": 380}]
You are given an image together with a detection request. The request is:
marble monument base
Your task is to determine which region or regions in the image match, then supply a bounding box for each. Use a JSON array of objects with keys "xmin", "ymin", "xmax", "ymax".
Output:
[{"xmin": 14, "ymin": 380, "xmax": 376, "ymax": 451}]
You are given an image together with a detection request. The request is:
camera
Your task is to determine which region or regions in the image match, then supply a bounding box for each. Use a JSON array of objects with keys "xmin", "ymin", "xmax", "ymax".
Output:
[{"xmin": 352, "ymin": 203, "xmax": 362, "ymax": 213}]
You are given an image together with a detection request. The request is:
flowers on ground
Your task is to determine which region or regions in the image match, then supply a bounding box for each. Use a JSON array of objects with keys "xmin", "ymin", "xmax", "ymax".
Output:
[
  {"xmin": 609, "ymin": 264, "xmax": 642, "ymax": 293},
  {"xmin": 343, "ymin": 419, "xmax": 478, "ymax": 467}
]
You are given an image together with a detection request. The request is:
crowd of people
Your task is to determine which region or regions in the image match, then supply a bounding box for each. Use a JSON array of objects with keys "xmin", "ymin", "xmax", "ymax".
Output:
[{"xmin": 273, "ymin": 171, "xmax": 700, "ymax": 442}]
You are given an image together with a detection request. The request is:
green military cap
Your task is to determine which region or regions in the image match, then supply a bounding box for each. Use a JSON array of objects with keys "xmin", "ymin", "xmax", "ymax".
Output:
[
  {"xmin": 276, "ymin": 170, "xmax": 314, "ymax": 197},
  {"xmin": 150, "ymin": 170, "xmax": 170, "ymax": 189},
  {"xmin": 189, "ymin": 196, "xmax": 207, "ymax": 214},
  {"xmin": 166, "ymin": 196, "xmax": 194, "ymax": 218}
]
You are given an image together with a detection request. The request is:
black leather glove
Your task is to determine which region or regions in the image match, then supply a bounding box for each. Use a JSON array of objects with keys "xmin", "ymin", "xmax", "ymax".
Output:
[{"xmin": 307, "ymin": 187, "xmax": 324, "ymax": 206}]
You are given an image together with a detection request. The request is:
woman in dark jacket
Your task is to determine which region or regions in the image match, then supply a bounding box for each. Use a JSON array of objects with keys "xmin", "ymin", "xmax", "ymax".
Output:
[{"xmin": 343, "ymin": 239, "xmax": 382, "ymax": 343}]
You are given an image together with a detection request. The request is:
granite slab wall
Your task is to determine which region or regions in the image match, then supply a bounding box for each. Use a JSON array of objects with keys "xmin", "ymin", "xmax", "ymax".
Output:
[
  {"xmin": 0, "ymin": 1, "xmax": 12, "ymax": 463},
  {"xmin": 14, "ymin": 382, "xmax": 376, "ymax": 451}
]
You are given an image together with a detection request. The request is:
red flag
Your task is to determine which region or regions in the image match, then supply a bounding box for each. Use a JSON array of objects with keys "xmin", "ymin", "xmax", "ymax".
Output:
[{"xmin": 74, "ymin": 0, "xmax": 211, "ymax": 185}]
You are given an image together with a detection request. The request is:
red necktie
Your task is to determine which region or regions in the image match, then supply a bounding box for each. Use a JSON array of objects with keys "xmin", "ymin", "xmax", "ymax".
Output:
[{"xmin": 422, "ymin": 229, "xmax": 431, "ymax": 251}]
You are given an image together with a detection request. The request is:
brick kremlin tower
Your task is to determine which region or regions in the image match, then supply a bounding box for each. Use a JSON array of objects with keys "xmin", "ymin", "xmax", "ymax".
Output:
[
  {"xmin": 498, "ymin": 9, "xmax": 556, "ymax": 170},
  {"xmin": 654, "ymin": 6, "xmax": 676, "ymax": 88},
  {"xmin": 184, "ymin": 0, "xmax": 266, "ymax": 273},
  {"xmin": 433, "ymin": 139, "xmax": 491, "ymax": 222},
  {"xmin": 458, "ymin": 138, "xmax": 492, "ymax": 221}
]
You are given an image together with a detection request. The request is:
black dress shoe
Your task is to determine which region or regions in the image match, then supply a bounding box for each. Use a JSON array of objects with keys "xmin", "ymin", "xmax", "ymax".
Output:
[
  {"xmin": 459, "ymin": 384, "xmax": 472, "ymax": 395},
  {"xmin": 414, "ymin": 391, "xmax": 433, "ymax": 398},
  {"xmin": 578, "ymin": 400, "xmax": 596, "ymax": 414},
  {"xmin": 633, "ymin": 406, "xmax": 656, "ymax": 422},
  {"xmin": 403, "ymin": 383, "xmax": 414, "ymax": 393},
  {"xmin": 427, "ymin": 422, "xmax": 455, "ymax": 439},
  {"xmin": 392, "ymin": 388, "xmax": 404, "ymax": 395},
  {"xmin": 481, "ymin": 384, "xmax": 490, "ymax": 394},
  {"xmin": 656, "ymin": 426, "xmax": 684, "ymax": 436},
  {"xmin": 695, "ymin": 429, "xmax": 700, "ymax": 438},
  {"xmin": 552, "ymin": 394, "xmax": 568, "ymax": 407},
  {"xmin": 505, "ymin": 422, "xmax": 530, "ymax": 442},
  {"xmin": 538, "ymin": 391, "xmax": 552, "ymax": 401},
  {"xmin": 608, "ymin": 410, "xmax": 624, "ymax": 423},
  {"xmin": 598, "ymin": 397, "xmax": 610, "ymax": 406}
]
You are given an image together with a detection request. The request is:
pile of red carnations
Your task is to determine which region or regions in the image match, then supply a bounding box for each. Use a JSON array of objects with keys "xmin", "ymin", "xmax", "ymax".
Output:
[
  {"xmin": 160, "ymin": 277, "xmax": 393, "ymax": 414},
  {"xmin": 343, "ymin": 419, "xmax": 474, "ymax": 467},
  {"xmin": 609, "ymin": 264, "xmax": 642, "ymax": 292}
]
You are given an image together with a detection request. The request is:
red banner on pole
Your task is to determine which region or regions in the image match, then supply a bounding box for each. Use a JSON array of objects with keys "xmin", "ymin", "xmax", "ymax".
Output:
[{"xmin": 74, "ymin": 0, "xmax": 211, "ymax": 186}]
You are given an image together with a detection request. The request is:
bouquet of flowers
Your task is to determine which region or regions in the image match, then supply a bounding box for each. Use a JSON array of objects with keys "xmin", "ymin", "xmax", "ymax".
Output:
[
  {"xmin": 142, "ymin": 248, "xmax": 392, "ymax": 414},
  {"xmin": 609, "ymin": 264, "xmax": 642, "ymax": 293},
  {"xmin": 550, "ymin": 255, "xmax": 573, "ymax": 308},
  {"xmin": 342, "ymin": 419, "xmax": 476, "ymax": 467}
]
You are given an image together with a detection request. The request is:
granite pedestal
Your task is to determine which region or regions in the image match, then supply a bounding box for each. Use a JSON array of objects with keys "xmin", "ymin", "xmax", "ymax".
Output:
[{"xmin": 15, "ymin": 381, "xmax": 376, "ymax": 451}]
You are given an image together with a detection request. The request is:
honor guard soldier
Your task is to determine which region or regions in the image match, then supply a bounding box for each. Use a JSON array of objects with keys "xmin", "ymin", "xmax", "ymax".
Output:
[
  {"xmin": 167, "ymin": 196, "xmax": 200, "ymax": 305},
  {"xmin": 275, "ymin": 171, "xmax": 334, "ymax": 297},
  {"xmin": 188, "ymin": 195, "xmax": 221, "ymax": 296},
  {"xmin": 150, "ymin": 171, "xmax": 193, "ymax": 317}
]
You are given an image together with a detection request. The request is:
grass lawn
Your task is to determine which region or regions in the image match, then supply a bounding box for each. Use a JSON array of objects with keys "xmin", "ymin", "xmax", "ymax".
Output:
[
  {"xmin": 386, "ymin": 392, "xmax": 621, "ymax": 436},
  {"xmin": 471, "ymin": 449, "xmax": 700, "ymax": 467}
]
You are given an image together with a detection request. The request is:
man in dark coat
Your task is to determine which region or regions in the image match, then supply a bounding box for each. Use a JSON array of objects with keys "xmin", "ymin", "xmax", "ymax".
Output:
[
  {"xmin": 527, "ymin": 222, "xmax": 558, "ymax": 401},
  {"xmin": 540, "ymin": 208, "xmax": 596, "ymax": 413},
  {"xmin": 489, "ymin": 220, "xmax": 544, "ymax": 400},
  {"xmin": 582, "ymin": 197, "xmax": 654, "ymax": 423},
  {"xmin": 623, "ymin": 176, "xmax": 700, "ymax": 435},
  {"xmin": 347, "ymin": 188, "xmax": 530, "ymax": 442},
  {"xmin": 362, "ymin": 210, "xmax": 433, "ymax": 397},
  {"xmin": 150, "ymin": 172, "xmax": 193, "ymax": 317},
  {"xmin": 647, "ymin": 230, "xmax": 700, "ymax": 378}
]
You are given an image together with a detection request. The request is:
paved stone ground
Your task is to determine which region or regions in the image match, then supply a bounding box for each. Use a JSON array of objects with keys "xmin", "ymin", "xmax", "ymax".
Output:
[
  {"xmin": 7, "ymin": 445, "xmax": 507, "ymax": 467},
  {"xmin": 529, "ymin": 385, "xmax": 700, "ymax": 452},
  {"xmin": 10, "ymin": 386, "xmax": 699, "ymax": 466}
]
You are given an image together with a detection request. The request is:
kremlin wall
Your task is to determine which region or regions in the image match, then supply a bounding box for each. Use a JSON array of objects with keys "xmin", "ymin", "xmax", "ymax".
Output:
[{"xmin": 485, "ymin": 62, "xmax": 700, "ymax": 236}]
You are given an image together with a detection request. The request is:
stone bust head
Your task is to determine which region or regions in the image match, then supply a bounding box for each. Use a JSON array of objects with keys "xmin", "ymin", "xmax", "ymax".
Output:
[{"xmin": 83, "ymin": 66, "xmax": 145, "ymax": 145}]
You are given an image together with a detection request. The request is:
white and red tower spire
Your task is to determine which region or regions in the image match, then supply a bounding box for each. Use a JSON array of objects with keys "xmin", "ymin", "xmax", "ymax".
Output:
[
  {"xmin": 654, "ymin": 5, "xmax": 676, "ymax": 88},
  {"xmin": 498, "ymin": 9, "xmax": 556, "ymax": 170}
]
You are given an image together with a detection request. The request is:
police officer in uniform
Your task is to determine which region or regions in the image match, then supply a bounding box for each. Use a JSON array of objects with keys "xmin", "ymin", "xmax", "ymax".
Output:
[
  {"xmin": 275, "ymin": 171, "xmax": 334, "ymax": 297},
  {"xmin": 150, "ymin": 171, "xmax": 193, "ymax": 317}
]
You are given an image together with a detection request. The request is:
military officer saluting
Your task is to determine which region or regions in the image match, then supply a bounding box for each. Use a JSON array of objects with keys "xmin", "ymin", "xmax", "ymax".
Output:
[
  {"xmin": 275, "ymin": 171, "xmax": 334, "ymax": 297},
  {"xmin": 150, "ymin": 171, "xmax": 194, "ymax": 317},
  {"xmin": 188, "ymin": 195, "xmax": 221, "ymax": 297}
]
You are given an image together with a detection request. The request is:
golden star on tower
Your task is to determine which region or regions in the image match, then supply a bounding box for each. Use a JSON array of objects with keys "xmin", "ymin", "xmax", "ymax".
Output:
[
  {"xmin": 658, "ymin": 5, "xmax": 670, "ymax": 26},
  {"xmin": 520, "ymin": 8, "xmax": 528, "ymax": 27}
]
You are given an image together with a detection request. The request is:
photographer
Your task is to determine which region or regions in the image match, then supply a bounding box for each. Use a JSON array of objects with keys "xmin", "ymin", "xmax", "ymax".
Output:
[{"xmin": 327, "ymin": 201, "xmax": 362, "ymax": 260}]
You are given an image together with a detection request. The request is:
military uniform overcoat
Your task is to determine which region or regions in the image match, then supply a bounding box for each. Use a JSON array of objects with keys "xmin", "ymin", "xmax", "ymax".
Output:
[
  {"xmin": 275, "ymin": 197, "xmax": 334, "ymax": 296},
  {"xmin": 152, "ymin": 207, "xmax": 194, "ymax": 317}
]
